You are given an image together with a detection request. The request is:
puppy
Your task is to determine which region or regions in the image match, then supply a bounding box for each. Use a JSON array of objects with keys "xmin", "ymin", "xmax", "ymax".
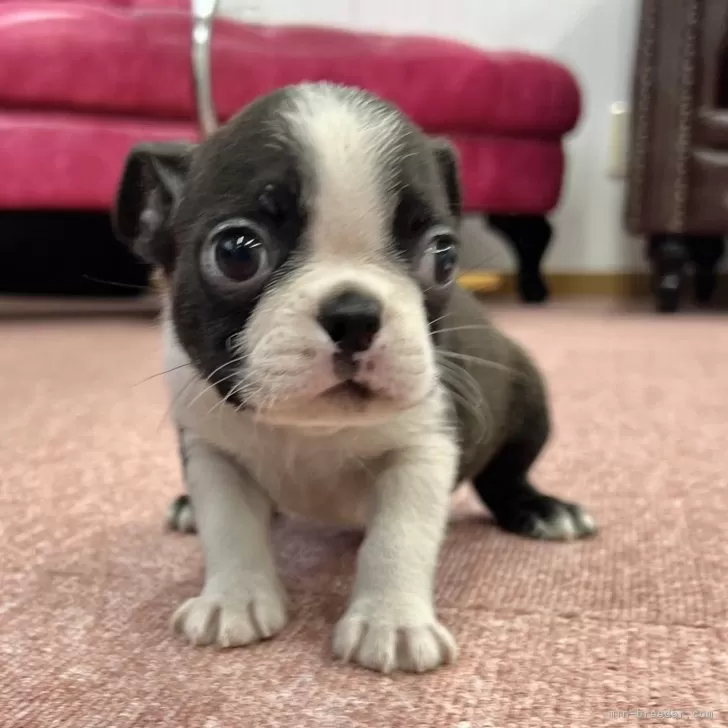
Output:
[{"xmin": 113, "ymin": 82, "xmax": 595, "ymax": 674}]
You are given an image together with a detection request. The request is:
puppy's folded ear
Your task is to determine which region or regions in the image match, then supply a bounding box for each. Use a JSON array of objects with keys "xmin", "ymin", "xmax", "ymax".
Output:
[
  {"xmin": 430, "ymin": 137, "xmax": 462, "ymax": 220},
  {"xmin": 112, "ymin": 141, "xmax": 195, "ymax": 270}
]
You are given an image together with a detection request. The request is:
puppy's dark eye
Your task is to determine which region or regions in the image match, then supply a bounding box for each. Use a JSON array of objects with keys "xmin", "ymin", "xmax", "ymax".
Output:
[
  {"xmin": 433, "ymin": 235, "xmax": 458, "ymax": 284},
  {"xmin": 416, "ymin": 226, "xmax": 459, "ymax": 288},
  {"xmin": 215, "ymin": 229, "xmax": 267, "ymax": 281},
  {"xmin": 203, "ymin": 219, "xmax": 273, "ymax": 288}
]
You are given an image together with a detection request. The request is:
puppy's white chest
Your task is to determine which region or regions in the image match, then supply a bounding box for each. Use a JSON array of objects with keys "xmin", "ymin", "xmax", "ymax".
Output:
[
  {"xmin": 216, "ymin": 425, "xmax": 379, "ymax": 527},
  {"xmin": 260, "ymin": 441, "xmax": 376, "ymax": 527}
]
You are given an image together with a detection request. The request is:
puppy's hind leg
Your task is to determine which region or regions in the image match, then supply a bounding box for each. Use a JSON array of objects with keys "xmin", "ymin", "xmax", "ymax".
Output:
[
  {"xmin": 166, "ymin": 493, "xmax": 282, "ymax": 533},
  {"xmin": 166, "ymin": 428, "xmax": 196, "ymax": 533},
  {"xmin": 167, "ymin": 494, "xmax": 196, "ymax": 533},
  {"xmin": 473, "ymin": 386, "xmax": 596, "ymax": 541}
]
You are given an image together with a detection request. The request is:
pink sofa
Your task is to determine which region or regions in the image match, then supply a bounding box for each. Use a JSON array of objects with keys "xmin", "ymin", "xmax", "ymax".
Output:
[{"xmin": 0, "ymin": 0, "xmax": 581, "ymax": 301}]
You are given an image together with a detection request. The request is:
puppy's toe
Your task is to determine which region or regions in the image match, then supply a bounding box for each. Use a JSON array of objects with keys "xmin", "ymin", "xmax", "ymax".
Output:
[
  {"xmin": 398, "ymin": 624, "xmax": 457, "ymax": 673},
  {"xmin": 333, "ymin": 600, "xmax": 457, "ymax": 674},
  {"xmin": 173, "ymin": 585, "xmax": 287, "ymax": 648},
  {"xmin": 172, "ymin": 596, "xmax": 220, "ymax": 646}
]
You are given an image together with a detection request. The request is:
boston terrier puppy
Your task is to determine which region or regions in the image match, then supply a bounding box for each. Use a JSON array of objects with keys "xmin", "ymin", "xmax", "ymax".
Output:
[{"xmin": 113, "ymin": 82, "xmax": 595, "ymax": 674}]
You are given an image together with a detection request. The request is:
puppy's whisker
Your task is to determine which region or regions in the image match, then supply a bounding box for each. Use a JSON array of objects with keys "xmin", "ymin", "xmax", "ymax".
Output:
[
  {"xmin": 437, "ymin": 358, "xmax": 491, "ymax": 446},
  {"xmin": 133, "ymin": 362, "xmax": 191, "ymax": 386},
  {"xmin": 184, "ymin": 357, "xmax": 246, "ymax": 411},
  {"xmin": 157, "ymin": 355, "xmax": 246, "ymax": 429},
  {"xmin": 257, "ymin": 387, "xmax": 284, "ymax": 416},
  {"xmin": 207, "ymin": 356, "xmax": 246, "ymax": 382},
  {"xmin": 203, "ymin": 372, "xmax": 245, "ymax": 417},
  {"xmin": 428, "ymin": 311, "xmax": 454, "ymax": 329},
  {"xmin": 210, "ymin": 377, "xmax": 252, "ymax": 424},
  {"xmin": 438, "ymin": 367, "xmax": 486, "ymax": 437},
  {"xmin": 158, "ymin": 372, "xmax": 198, "ymax": 432},
  {"xmin": 197, "ymin": 373, "xmax": 246, "ymax": 416},
  {"xmin": 437, "ymin": 357, "xmax": 481, "ymax": 399},
  {"xmin": 437, "ymin": 350, "xmax": 523, "ymax": 381},
  {"xmin": 437, "ymin": 365, "xmax": 477, "ymax": 408},
  {"xmin": 81, "ymin": 274, "xmax": 151, "ymax": 291},
  {"xmin": 433, "ymin": 324, "xmax": 494, "ymax": 336}
]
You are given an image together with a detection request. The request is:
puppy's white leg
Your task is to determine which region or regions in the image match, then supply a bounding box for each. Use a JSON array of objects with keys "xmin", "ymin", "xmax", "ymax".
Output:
[
  {"xmin": 172, "ymin": 433, "xmax": 287, "ymax": 648},
  {"xmin": 333, "ymin": 434, "xmax": 459, "ymax": 673}
]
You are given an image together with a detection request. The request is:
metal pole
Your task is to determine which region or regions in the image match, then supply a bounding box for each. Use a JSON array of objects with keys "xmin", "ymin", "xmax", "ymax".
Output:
[{"xmin": 190, "ymin": 0, "xmax": 220, "ymax": 138}]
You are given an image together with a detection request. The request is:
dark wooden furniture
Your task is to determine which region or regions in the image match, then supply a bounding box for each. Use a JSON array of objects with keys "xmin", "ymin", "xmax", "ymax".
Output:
[{"xmin": 626, "ymin": 0, "xmax": 727, "ymax": 312}]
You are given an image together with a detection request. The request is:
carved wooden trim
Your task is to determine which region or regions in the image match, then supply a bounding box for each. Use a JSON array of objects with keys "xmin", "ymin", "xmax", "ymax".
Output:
[
  {"xmin": 671, "ymin": 0, "xmax": 701, "ymax": 232},
  {"xmin": 627, "ymin": 0, "xmax": 658, "ymax": 231}
]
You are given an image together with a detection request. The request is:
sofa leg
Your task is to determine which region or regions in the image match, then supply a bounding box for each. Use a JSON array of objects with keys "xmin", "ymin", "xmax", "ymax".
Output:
[
  {"xmin": 688, "ymin": 236, "xmax": 724, "ymax": 306},
  {"xmin": 648, "ymin": 234, "xmax": 689, "ymax": 313},
  {"xmin": 487, "ymin": 214, "xmax": 552, "ymax": 303}
]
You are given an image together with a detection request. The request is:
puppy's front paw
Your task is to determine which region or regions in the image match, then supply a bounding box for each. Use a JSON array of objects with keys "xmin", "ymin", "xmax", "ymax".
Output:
[
  {"xmin": 333, "ymin": 599, "xmax": 457, "ymax": 674},
  {"xmin": 173, "ymin": 580, "xmax": 287, "ymax": 648}
]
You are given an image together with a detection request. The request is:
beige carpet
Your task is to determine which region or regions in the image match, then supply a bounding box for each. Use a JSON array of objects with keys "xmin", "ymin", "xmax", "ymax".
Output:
[{"xmin": 1, "ymin": 303, "xmax": 726, "ymax": 727}]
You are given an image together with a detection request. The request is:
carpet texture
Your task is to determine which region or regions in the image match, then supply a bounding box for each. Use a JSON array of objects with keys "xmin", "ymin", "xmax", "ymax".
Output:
[{"xmin": 1, "ymin": 304, "xmax": 726, "ymax": 727}]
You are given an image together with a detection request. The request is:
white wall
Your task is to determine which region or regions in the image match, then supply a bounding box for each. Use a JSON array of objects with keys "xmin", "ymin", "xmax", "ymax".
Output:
[{"xmin": 232, "ymin": 0, "xmax": 645, "ymax": 273}]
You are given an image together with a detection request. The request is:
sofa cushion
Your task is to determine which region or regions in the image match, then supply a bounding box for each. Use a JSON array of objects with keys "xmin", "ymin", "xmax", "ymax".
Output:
[{"xmin": 0, "ymin": 2, "xmax": 580, "ymax": 137}]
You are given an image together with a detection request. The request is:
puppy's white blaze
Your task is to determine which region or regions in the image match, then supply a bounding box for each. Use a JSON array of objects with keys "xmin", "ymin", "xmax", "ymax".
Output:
[
  {"xmin": 235, "ymin": 85, "xmax": 436, "ymax": 425},
  {"xmin": 286, "ymin": 83, "xmax": 404, "ymax": 259}
]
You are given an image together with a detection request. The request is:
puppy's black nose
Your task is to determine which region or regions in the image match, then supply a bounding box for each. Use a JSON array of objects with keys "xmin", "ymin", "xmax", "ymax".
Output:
[{"xmin": 318, "ymin": 289, "xmax": 382, "ymax": 353}]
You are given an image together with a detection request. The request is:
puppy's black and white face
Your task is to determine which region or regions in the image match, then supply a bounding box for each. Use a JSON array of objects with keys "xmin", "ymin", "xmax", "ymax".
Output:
[{"xmin": 114, "ymin": 83, "xmax": 462, "ymax": 427}]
